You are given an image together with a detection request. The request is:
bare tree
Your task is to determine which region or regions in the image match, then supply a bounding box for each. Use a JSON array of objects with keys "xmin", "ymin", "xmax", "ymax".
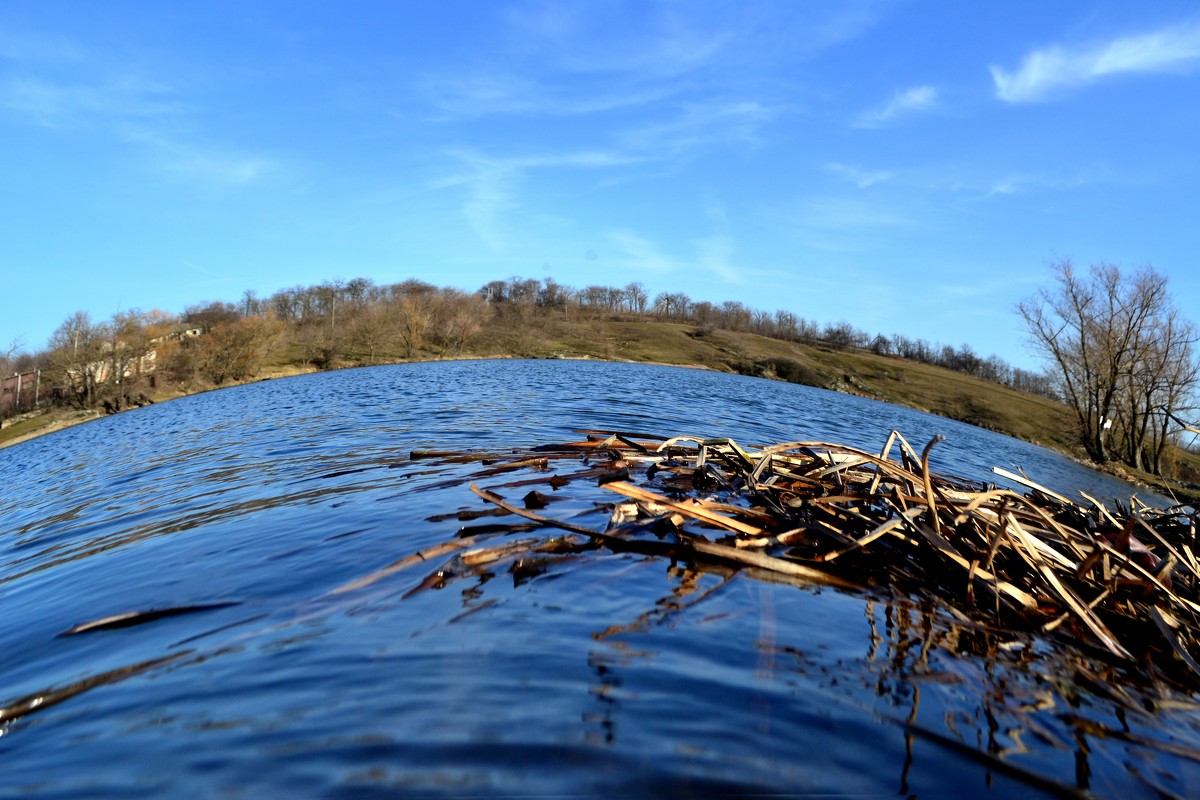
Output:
[
  {"xmin": 582, "ymin": 285, "xmax": 608, "ymax": 313},
  {"xmin": 431, "ymin": 289, "xmax": 489, "ymax": 355},
  {"xmin": 194, "ymin": 316, "xmax": 282, "ymax": 385},
  {"xmin": 47, "ymin": 311, "xmax": 106, "ymax": 407},
  {"xmin": 538, "ymin": 279, "xmax": 569, "ymax": 312},
  {"xmin": 347, "ymin": 303, "xmax": 399, "ymax": 363},
  {"xmin": 1018, "ymin": 260, "xmax": 1196, "ymax": 469},
  {"xmin": 625, "ymin": 282, "xmax": 648, "ymax": 315},
  {"xmin": 774, "ymin": 310, "xmax": 799, "ymax": 341},
  {"xmin": 394, "ymin": 295, "xmax": 433, "ymax": 358},
  {"xmin": 653, "ymin": 292, "xmax": 691, "ymax": 320},
  {"xmin": 1, "ymin": 337, "xmax": 22, "ymax": 367},
  {"xmin": 103, "ymin": 311, "xmax": 154, "ymax": 409},
  {"xmin": 241, "ymin": 289, "xmax": 262, "ymax": 317},
  {"xmin": 1115, "ymin": 303, "xmax": 1199, "ymax": 473}
]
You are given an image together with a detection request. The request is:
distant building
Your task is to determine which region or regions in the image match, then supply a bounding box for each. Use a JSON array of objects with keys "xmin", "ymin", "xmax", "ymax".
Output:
[
  {"xmin": 2, "ymin": 326, "xmax": 202, "ymax": 415},
  {"xmin": 1, "ymin": 370, "xmax": 42, "ymax": 414}
]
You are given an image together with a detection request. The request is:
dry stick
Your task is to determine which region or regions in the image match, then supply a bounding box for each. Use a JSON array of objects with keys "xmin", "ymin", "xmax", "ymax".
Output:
[
  {"xmin": 401, "ymin": 537, "xmax": 555, "ymax": 599},
  {"xmin": 979, "ymin": 501, "xmax": 1008, "ymax": 618},
  {"xmin": 471, "ymin": 481, "xmax": 857, "ymax": 591},
  {"xmin": 1016, "ymin": 506, "xmax": 1092, "ymax": 563},
  {"xmin": 920, "ymin": 435, "xmax": 945, "ymax": 534},
  {"xmin": 898, "ymin": 510, "xmax": 1038, "ymax": 611},
  {"xmin": 656, "ymin": 435, "xmax": 705, "ymax": 453},
  {"xmin": 864, "ymin": 433, "xmax": 908, "ymax": 496},
  {"xmin": 327, "ymin": 536, "xmax": 483, "ymax": 595},
  {"xmin": 959, "ymin": 489, "xmax": 1090, "ymax": 564},
  {"xmin": 1000, "ymin": 512, "xmax": 1131, "ymax": 659},
  {"xmin": 469, "ymin": 483, "xmax": 613, "ymax": 539},
  {"xmin": 0, "ymin": 651, "xmax": 192, "ymax": 725},
  {"xmin": 877, "ymin": 429, "xmax": 904, "ymax": 465},
  {"xmin": 574, "ymin": 428, "xmax": 669, "ymax": 442},
  {"xmin": 701, "ymin": 438, "xmax": 757, "ymax": 472},
  {"xmin": 602, "ymin": 481, "xmax": 765, "ymax": 537},
  {"xmin": 818, "ymin": 506, "xmax": 925, "ymax": 562},
  {"xmin": 685, "ymin": 537, "xmax": 862, "ymax": 591},
  {"xmin": 992, "ymin": 466, "xmax": 1075, "ymax": 506},
  {"xmin": 1093, "ymin": 539, "xmax": 1200, "ymax": 614},
  {"xmin": 756, "ymin": 440, "xmax": 929, "ymax": 498},
  {"xmin": 59, "ymin": 603, "xmax": 241, "ymax": 636},
  {"xmin": 981, "ymin": 497, "xmax": 1009, "ymax": 573},
  {"xmin": 1150, "ymin": 605, "xmax": 1200, "ymax": 680},
  {"xmin": 1133, "ymin": 512, "xmax": 1200, "ymax": 582},
  {"xmin": 992, "ymin": 515, "xmax": 1080, "ymax": 572},
  {"xmin": 1043, "ymin": 586, "xmax": 1113, "ymax": 633},
  {"xmin": 1078, "ymin": 491, "xmax": 1123, "ymax": 529}
]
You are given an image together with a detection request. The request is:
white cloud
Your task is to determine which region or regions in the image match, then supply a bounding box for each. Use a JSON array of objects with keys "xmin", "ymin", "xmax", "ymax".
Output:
[
  {"xmin": 0, "ymin": 75, "xmax": 183, "ymax": 129},
  {"xmin": 423, "ymin": 3, "xmax": 735, "ymax": 121},
  {"xmin": 504, "ymin": 2, "xmax": 733, "ymax": 79},
  {"xmin": 431, "ymin": 2, "xmax": 884, "ymax": 122},
  {"xmin": 0, "ymin": 30, "xmax": 85, "ymax": 63},
  {"xmin": 987, "ymin": 180, "xmax": 1019, "ymax": 196},
  {"xmin": 605, "ymin": 229, "xmax": 682, "ymax": 274},
  {"xmin": 436, "ymin": 149, "xmax": 641, "ymax": 251},
  {"xmin": 0, "ymin": 43, "xmax": 278, "ymax": 188},
  {"xmin": 603, "ymin": 228, "xmax": 756, "ymax": 285},
  {"xmin": 826, "ymin": 162, "xmax": 896, "ymax": 188},
  {"xmin": 423, "ymin": 71, "xmax": 670, "ymax": 119},
  {"xmin": 139, "ymin": 137, "xmax": 278, "ymax": 185},
  {"xmin": 619, "ymin": 100, "xmax": 778, "ymax": 153},
  {"xmin": 695, "ymin": 234, "xmax": 743, "ymax": 284},
  {"xmin": 786, "ymin": 195, "xmax": 918, "ymax": 254},
  {"xmin": 991, "ymin": 22, "xmax": 1200, "ymax": 102},
  {"xmin": 853, "ymin": 85, "xmax": 938, "ymax": 128}
]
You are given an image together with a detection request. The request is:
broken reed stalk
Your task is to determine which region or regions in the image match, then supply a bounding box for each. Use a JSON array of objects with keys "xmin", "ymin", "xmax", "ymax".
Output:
[{"xmin": 337, "ymin": 428, "xmax": 1200, "ymax": 690}]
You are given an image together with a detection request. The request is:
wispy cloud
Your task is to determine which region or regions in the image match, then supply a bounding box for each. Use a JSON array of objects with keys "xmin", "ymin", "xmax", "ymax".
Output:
[
  {"xmin": 786, "ymin": 195, "xmax": 918, "ymax": 254},
  {"xmin": 991, "ymin": 22, "xmax": 1200, "ymax": 102},
  {"xmin": 826, "ymin": 162, "xmax": 896, "ymax": 188},
  {"xmin": 694, "ymin": 234, "xmax": 743, "ymax": 284},
  {"xmin": 433, "ymin": 153, "xmax": 520, "ymax": 252},
  {"xmin": 853, "ymin": 85, "xmax": 938, "ymax": 128},
  {"xmin": 603, "ymin": 227, "xmax": 755, "ymax": 285},
  {"xmin": 619, "ymin": 100, "xmax": 778, "ymax": 153},
  {"xmin": 503, "ymin": 2, "xmax": 733, "ymax": 79},
  {"xmin": 0, "ymin": 75, "xmax": 184, "ymax": 129},
  {"xmin": 424, "ymin": 72, "xmax": 670, "ymax": 119},
  {"xmin": 0, "ymin": 34, "xmax": 277, "ymax": 187},
  {"xmin": 605, "ymin": 229, "xmax": 684, "ymax": 274},
  {"xmin": 425, "ymin": 3, "xmax": 733, "ymax": 121},
  {"xmin": 0, "ymin": 29, "xmax": 85, "ymax": 63},
  {"xmin": 977, "ymin": 170, "xmax": 1093, "ymax": 198},
  {"xmin": 436, "ymin": 149, "xmax": 641, "ymax": 251},
  {"xmin": 125, "ymin": 127, "xmax": 278, "ymax": 186},
  {"xmin": 429, "ymin": 2, "xmax": 883, "ymax": 122}
]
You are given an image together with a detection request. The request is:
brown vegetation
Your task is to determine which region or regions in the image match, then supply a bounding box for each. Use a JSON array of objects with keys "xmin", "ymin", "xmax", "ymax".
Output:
[
  {"xmin": 338, "ymin": 428, "xmax": 1200, "ymax": 700},
  {"xmin": 4, "ymin": 273, "xmax": 1200, "ymax": 498},
  {"xmin": 1019, "ymin": 261, "xmax": 1199, "ymax": 474}
]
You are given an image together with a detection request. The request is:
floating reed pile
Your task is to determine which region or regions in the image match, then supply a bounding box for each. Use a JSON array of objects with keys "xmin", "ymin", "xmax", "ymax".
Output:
[{"xmin": 340, "ymin": 428, "xmax": 1200, "ymax": 691}]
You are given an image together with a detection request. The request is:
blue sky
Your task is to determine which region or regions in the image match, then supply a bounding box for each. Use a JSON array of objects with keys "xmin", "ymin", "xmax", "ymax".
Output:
[{"xmin": 2, "ymin": 1, "xmax": 1199, "ymax": 370}]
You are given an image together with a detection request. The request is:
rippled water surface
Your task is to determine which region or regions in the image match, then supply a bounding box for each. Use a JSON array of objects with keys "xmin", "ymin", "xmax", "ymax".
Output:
[{"xmin": 2, "ymin": 360, "xmax": 1197, "ymax": 797}]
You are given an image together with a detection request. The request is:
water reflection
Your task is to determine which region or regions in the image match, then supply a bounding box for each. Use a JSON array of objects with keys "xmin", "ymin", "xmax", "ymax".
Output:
[{"xmin": 0, "ymin": 360, "xmax": 1192, "ymax": 797}]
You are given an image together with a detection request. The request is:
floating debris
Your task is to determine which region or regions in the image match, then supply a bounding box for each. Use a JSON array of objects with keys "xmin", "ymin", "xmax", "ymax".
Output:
[
  {"xmin": 0, "ymin": 652, "xmax": 191, "ymax": 725},
  {"xmin": 335, "ymin": 428, "xmax": 1200, "ymax": 692},
  {"xmin": 57, "ymin": 602, "xmax": 241, "ymax": 636}
]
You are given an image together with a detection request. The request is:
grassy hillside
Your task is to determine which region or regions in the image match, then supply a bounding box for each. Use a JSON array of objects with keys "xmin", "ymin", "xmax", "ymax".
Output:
[
  {"xmin": 451, "ymin": 316, "xmax": 1079, "ymax": 450},
  {"xmin": 5, "ymin": 313, "xmax": 1198, "ymax": 501}
]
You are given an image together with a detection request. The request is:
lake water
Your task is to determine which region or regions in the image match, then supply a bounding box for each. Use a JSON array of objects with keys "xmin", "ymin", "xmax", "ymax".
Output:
[{"xmin": 1, "ymin": 359, "xmax": 1197, "ymax": 798}]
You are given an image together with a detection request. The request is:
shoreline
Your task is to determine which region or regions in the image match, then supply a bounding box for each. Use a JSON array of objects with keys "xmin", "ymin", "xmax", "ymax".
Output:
[{"xmin": 3, "ymin": 357, "xmax": 1197, "ymax": 505}]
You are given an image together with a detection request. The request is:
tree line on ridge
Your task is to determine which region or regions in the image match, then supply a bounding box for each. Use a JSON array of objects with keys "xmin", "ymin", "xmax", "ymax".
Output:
[{"xmin": 3, "ymin": 265, "xmax": 1196, "ymax": 478}]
